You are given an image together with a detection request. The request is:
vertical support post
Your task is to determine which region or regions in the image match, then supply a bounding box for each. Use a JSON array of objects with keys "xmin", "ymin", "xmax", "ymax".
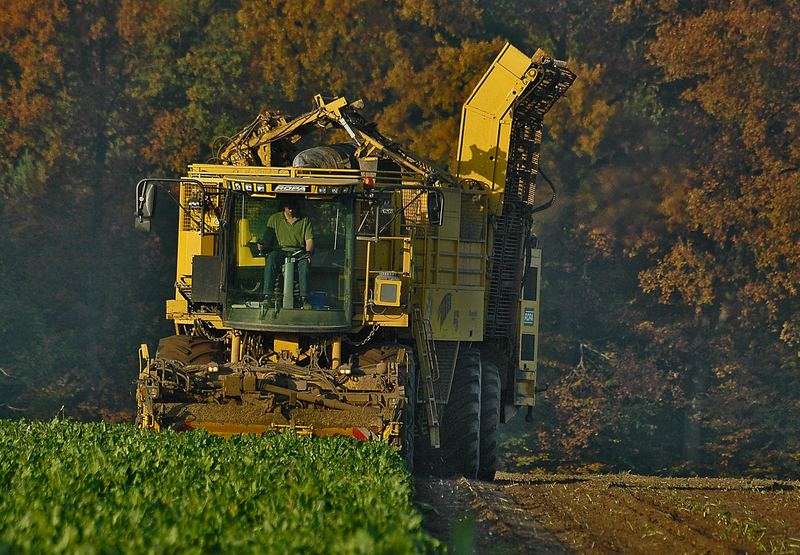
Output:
[
  {"xmin": 515, "ymin": 247, "xmax": 541, "ymax": 406},
  {"xmin": 230, "ymin": 332, "xmax": 241, "ymax": 364},
  {"xmin": 362, "ymin": 241, "xmax": 372, "ymax": 321},
  {"xmin": 331, "ymin": 338, "xmax": 342, "ymax": 370},
  {"xmin": 283, "ymin": 257, "xmax": 295, "ymax": 309},
  {"xmin": 138, "ymin": 344, "xmax": 150, "ymax": 376}
]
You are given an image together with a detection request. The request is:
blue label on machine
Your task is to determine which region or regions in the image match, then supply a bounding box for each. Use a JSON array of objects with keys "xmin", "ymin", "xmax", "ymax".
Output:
[{"xmin": 523, "ymin": 308, "xmax": 535, "ymax": 326}]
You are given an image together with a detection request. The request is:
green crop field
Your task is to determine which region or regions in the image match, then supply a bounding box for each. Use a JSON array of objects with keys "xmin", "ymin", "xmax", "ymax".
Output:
[{"xmin": 0, "ymin": 420, "xmax": 433, "ymax": 553}]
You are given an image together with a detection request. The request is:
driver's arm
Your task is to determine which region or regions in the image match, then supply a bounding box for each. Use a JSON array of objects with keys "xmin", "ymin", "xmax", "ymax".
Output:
[
  {"xmin": 305, "ymin": 239, "xmax": 314, "ymax": 264},
  {"xmin": 258, "ymin": 214, "xmax": 279, "ymax": 253},
  {"xmin": 304, "ymin": 218, "xmax": 314, "ymax": 259}
]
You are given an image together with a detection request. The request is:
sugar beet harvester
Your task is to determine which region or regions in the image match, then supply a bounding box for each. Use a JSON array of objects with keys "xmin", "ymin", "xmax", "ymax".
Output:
[{"xmin": 134, "ymin": 44, "xmax": 574, "ymax": 478}]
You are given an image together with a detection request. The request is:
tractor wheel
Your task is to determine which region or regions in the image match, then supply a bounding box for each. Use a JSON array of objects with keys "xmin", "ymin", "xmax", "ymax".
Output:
[
  {"xmin": 438, "ymin": 349, "xmax": 482, "ymax": 478},
  {"xmin": 355, "ymin": 344, "xmax": 402, "ymax": 366},
  {"xmin": 478, "ymin": 360, "xmax": 501, "ymax": 480},
  {"xmin": 155, "ymin": 335, "xmax": 221, "ymax": 365}
]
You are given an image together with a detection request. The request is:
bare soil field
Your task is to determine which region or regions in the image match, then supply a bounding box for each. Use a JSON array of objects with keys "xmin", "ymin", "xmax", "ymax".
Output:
[{"xmin": 416, "ymin": 472, "xmax": 800, "ymax": 554}]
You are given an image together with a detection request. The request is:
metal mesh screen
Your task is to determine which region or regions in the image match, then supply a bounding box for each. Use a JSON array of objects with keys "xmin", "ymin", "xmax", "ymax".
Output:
[
  {"xmin": 459, "ymin": 193, "xmax": 486, "ymax": 241},
  {"xmin": 401, "ymin": 189, "xmax": 428, "ymax": 226}
]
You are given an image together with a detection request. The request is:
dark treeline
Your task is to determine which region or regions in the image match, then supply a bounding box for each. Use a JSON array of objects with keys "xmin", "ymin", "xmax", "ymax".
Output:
[{"xmin": 1, "ymin": 0, "xmax": 797, "ymax": 477}]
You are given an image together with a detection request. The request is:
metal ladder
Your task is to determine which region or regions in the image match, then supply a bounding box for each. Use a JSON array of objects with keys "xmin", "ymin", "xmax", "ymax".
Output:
[{"xmin": 413, "ymin": 305, "xmax": 440, "ymax": 448}]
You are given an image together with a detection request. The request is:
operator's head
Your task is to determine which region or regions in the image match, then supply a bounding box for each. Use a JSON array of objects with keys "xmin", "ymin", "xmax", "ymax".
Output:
[{"xmin": 281, "ymin": 198, "xmax": 300, "ymax": 216}]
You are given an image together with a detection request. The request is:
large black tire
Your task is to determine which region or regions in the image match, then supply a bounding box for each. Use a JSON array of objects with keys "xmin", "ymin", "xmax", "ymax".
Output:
[
  {"xmin": 438, "ymin": 349, "xmax": 482, "ymax": 478},
  {"xmin": 478, "ymin": 361, "xmax": 501, "ymax": 480},
  {"xmin": 155, "ymin": 335, "xmax": 221, "ymax": 365}
]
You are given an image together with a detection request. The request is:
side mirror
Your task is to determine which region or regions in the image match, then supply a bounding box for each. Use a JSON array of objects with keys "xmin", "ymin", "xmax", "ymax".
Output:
[
  {"xmin": 135, "ymin": 180, "xmax": 157, "ymax": 232},
  {"xmin": 427, "ymin": 191, "xmax": 443, "ymax": 226}
]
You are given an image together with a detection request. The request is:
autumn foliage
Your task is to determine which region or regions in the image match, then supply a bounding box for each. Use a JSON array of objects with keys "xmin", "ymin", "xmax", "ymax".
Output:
[{"xmin": 0, "ymin": 0, "xmax": 797, "ymax": 477}]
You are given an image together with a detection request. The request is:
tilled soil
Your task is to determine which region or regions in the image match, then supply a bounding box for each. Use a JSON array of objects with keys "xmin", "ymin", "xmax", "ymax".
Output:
[{"xmin": 416, "ymin": 472, "xmax": 800, "ymax": 554}]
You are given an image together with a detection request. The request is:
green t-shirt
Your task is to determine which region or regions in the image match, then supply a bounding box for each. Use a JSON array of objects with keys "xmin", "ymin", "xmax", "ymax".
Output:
[{"xmin": 266, "ymin": 212, "xmax": 313, "ymax": 250}]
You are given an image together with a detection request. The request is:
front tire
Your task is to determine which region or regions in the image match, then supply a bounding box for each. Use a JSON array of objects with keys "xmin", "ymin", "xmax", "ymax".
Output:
[
  {"xmin": 478, "ymin": 360, "xmax": 501, "ymax": 480},
  {"xmin": 438, "ymin": 349, "xmax": 482, "ymax": 478},
  {"xmin": 155, "ymin": 335, "xmax": 222, "ymax": 365}
]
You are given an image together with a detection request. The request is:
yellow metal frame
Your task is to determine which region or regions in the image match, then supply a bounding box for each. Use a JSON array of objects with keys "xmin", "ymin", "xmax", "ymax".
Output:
[
  {"xmin": 151, "ymin": 43, "xmax": 572, "ymax": 426},
  {"xmin": 456, "ymin": 43, "xmax": 551, "ymax": 215},
  {"xmin": 374, "ymin": 275, "xmax": 402, "ymax": 307}
]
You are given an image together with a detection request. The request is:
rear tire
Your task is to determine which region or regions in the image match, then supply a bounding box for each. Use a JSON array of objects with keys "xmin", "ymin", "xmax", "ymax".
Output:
[
  {"xmin": 438, "ymin": 349, "xmax": 482, "ymax": 478},
  {"xmin": 155, "ymin": 335, "xmax": 221, "ymax": 365},
  {"xmin": 478, "ymin": 361, "xmax": 501, "ymax": 480}
]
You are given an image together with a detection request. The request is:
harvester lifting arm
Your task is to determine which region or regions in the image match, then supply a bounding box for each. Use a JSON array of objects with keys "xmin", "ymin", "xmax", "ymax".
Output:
[
  {"xmin": 218, "ymin": 105, "xmax": 326, "ymax": 165},
  {"xmin": 219, "ymin": 95, "xmax": 455, "ymax": 186},
  {"xmin": 329, "ymin": 102, "xmax": 454, "ymax": 185}
]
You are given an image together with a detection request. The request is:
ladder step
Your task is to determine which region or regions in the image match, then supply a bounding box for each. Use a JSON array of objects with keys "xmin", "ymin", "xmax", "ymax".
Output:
[{"xmin": 412, "ymin": 305, "xmax": 441, "ymax": 448}]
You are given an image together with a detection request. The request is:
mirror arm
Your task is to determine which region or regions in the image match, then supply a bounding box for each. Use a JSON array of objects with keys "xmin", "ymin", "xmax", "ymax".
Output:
[
  {"xmin": 135, "ymin": 180, "xmax": 151, "ymax": 231},
  {"xmin": 135, "ymin": 178, "xmax": 211, "ymax": 234}
]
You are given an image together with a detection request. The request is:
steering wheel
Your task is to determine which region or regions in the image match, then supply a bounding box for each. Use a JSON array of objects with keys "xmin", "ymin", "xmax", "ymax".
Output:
[{"xmin": 291, "ymin": 249, "xmax": 311, "ymax": 261}]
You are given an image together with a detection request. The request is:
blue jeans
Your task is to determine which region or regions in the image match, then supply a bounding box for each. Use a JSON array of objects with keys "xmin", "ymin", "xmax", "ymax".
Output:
[{"xmin": 263, "ymin": 251, "xmax": 309, "ymax": 298}]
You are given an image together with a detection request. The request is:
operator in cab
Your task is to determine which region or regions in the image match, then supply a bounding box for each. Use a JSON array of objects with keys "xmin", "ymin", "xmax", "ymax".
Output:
[{"xmin": 258, "ymin": 198, "xmax": 314, "ymax": 308}]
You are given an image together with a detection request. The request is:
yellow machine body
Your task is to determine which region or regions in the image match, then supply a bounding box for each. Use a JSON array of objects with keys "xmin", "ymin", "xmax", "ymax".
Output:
[{"xmin": 135, "ymin": 44, "xmax": 574, "ymax": 474}]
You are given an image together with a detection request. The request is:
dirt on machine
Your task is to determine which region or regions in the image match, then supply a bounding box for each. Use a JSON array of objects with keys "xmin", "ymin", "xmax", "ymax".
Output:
[{"xmin": 134, "ymin": 44, "xmax": 575, "ymax": 477}]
